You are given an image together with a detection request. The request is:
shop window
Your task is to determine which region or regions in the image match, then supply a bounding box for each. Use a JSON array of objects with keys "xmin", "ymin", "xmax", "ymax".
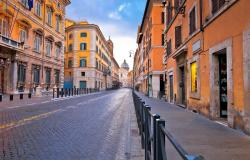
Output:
[
  {"xmin": 190, "ymin": 62, "xmax": 198, "ymax": 92},
  {"xmin": 45, "ymin": 69, "xmax": 51, "ymax": 84},
  {"xmin": 55, "ymin": 70, "xmax": 60, "ymax": 84},
  {"xmin": 33, "ymin": 67, "xmax": 40, "ymax": 84}
]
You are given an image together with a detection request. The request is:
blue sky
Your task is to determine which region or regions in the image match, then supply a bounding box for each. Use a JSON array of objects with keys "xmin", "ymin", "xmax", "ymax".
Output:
[{"xmin": 66, "ymin": 0, "xmax": 146, "ymax": 69}]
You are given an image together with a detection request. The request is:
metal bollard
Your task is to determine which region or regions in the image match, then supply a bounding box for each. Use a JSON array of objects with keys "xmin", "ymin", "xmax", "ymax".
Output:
[
  {"xmin": 61, "ymin": 88, "xmax": 64, "ymax": 97},
  {"xmin": 10, "ymin": 94, "xmax": 14, "ymax": 101},
  {"xmin": 20, "ymin": 94, "xmax": 23, "ymax": 100},
  {"xmin": 57, "ymin": 88, "xmax": 60, "ymax": 98},
  {"xmin": 153, "ymin": 114, "xmax": 160, "ymax": 160},
  {"xmin": 28, "ymin": 93, "xmax": 32, "ymax": 99},
  {"xmin": 156, "ymin": 119, "xmax": 165, "ymax": 160},
  {"xmin": 53, "ymin": 88, "xmax": 55, "ymax": 98}
]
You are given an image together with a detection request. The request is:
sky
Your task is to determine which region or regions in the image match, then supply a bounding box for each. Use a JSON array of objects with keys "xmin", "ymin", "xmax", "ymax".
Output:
[{"xmin": 66, "ymin": 0, "xmax": 146, "ymax": 70}]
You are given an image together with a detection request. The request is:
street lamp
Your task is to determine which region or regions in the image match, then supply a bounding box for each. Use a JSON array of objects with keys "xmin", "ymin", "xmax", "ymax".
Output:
[{"xmin": 129, "ymin": 50, "xmax": 135, "ymax": 90}]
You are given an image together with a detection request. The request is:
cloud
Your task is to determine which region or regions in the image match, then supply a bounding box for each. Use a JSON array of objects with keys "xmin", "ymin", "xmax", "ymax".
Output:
[
  {"xmin": 118, "ymin": 3, "xmax": 130, "ymax": 12},
  {"xmin": 108, "ymin": 12, "xmax": 122, "ymax": 20}
]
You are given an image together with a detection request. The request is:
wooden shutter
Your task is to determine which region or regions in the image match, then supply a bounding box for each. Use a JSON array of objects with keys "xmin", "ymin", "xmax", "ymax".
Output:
[
  {"xmin": 189, "ymin": 8, "xmax": 196, "ymax": 34},
  {"xmin": 175, "ymin": 26, "xmax": 182, "ymax": 48}
]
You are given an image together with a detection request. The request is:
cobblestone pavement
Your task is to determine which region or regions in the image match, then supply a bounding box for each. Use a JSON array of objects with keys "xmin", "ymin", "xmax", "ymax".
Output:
[
  {"xmin": 0, "ymin": 89, "xmax": 143, "ymax": 160},
  {"xmin": 135, "ymin": 91, "xmax": 250, "ymax": 160}
]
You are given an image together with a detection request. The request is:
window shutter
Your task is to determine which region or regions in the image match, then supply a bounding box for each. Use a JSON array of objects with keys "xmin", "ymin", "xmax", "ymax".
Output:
[
  {"xmin": 189, "ymin": 8, "xmax": 196, "ymax": 34},
  {"xmin": 175, "ymin": 26, "xmax": 182, "ymax": 48}
]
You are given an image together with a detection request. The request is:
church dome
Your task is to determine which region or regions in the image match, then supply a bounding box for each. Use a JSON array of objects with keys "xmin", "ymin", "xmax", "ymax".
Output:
[{"xmin": 121, "ymin": 59, "xmax": 129, "ymax": 70}]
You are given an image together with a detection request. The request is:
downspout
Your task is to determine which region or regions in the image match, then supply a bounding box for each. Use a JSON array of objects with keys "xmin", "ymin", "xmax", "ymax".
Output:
[{"xmin": 199, "ymin": 0, "xmax": 204, "ymax": 32}]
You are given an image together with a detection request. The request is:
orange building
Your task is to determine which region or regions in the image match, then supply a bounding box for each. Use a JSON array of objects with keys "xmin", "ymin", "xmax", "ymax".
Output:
[
  {"xmin": 135, "ymin": 0, "xmax": 165, "ymax": 98},
  {"xmin": 163, "ymin": 0, "xmax": 250, "ymax": 134},
  {"xmin": 0, "ymin": 0, "xmax": 70, "ymax": 95}
]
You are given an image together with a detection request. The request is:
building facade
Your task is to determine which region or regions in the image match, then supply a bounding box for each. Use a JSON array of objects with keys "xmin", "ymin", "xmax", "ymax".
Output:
[
  {"xmin": 0, "ymin": 0, "xmax": 70, "ymax": 95},
  {"xmin": 134, "ymin": 0, "xmax": 165, "ymax": 98},
  {"xmin": 163, "ymin": 0, "xmax": 250, "ymax": 134},
  {"xmin": 64, "ymin": 19, "xmax": 114, "ymax": 90}
]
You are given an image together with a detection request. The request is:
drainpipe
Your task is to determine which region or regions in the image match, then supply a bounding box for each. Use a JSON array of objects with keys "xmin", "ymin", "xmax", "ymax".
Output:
[{"xmin": 199, "ymin": 0, "xmax": 204, "ymax": 32}]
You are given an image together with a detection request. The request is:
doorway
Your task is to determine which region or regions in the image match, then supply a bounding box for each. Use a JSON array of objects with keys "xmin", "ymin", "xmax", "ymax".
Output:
[
  {"xmin": 159, "ymin": 74, "xmax": 165, "ymax": 98},
  {"xmin": 218, "ymin": 53, "xmax": 228, "ymax": 118},
  {"xmin": 179, "ymin": 66, "xmax": 186, "ymax": 105},
  {"xmin": 169, "ymin": 75, "xmax": 174, "ymax": 103},
  {"xmin": 80, "ymin": 81, "xmax": 87, "ymax": 89}
]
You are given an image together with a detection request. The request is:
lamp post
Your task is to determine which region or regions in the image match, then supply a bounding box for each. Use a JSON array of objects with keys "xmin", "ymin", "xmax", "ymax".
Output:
[{"xmin": 129, "ymin": 50, "xmax": 135, "ymax": 90}]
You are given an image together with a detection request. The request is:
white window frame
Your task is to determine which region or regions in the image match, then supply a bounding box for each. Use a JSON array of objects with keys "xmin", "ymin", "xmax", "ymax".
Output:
[
  {"xmin": 35, "ymin": 1, "xmax": 42, "ymax": 17},
  {"xmin": 34, "ymin": 34, "xmax": 41, "ymax": 53},
  {"xmin": 47, "ymin": 8, "xmax": 52, "ymax": 26},
  {"xmin": 45, "ymin": 40, "xmax": 52, "ymax": 56},
  {"xmin": 20, "ymin": 29, "xmax": 27, "ymax": 43}
]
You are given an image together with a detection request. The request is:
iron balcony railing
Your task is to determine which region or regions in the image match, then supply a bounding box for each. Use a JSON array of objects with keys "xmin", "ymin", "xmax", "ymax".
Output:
[{"xmin": 132, "ymin": 91, "xmax": 205, "ymax": 160}]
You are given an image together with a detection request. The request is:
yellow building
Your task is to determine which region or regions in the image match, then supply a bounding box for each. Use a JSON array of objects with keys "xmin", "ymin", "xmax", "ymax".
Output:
[
  {"xmin": 0, "ymin": 0, "xmax": 70, "ymax": 95},
  {"xmin": 64, "ymin": 19, "xmax": 115, "ymax": 90}
]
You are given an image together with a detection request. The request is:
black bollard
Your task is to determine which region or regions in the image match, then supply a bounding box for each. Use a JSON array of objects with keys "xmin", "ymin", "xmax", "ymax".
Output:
[
  {"xmin": 57, "ymin": 88, "xmax": 59, "ymax": 98},
  {"xmin": 10, "ymin": 94, "xmax": 13, "ymax": 101},
  {"xmin": 61, "ymin": 88, "xmax": 64, "ymax": 97},
  {"xmin": 28, "ymin": 93, "xmax": 32, "ymax": 99},
  {"xmin": 0, "ymin": 95, "xmax": 2, "ymax": 102},
  {"xmin": 20, "ymin": 94, "xmax": 23, "ymax": 100},
  {"xmin": 53, "ymin": 88, "xmax": 55, "ymax": 98}
]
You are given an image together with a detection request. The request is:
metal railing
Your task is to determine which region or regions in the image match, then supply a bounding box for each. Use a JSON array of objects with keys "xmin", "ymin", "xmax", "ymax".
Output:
[
  {"xmin": 133, "ymin": 91, "xmax": 205, "ymax": 160},
  {"xmin": 52, "ymin": 88, "xmax": 100, "ymax": 99}
]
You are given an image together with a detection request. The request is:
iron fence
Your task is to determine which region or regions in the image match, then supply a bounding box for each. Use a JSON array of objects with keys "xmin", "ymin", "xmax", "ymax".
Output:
[
  {"xmin": 133, "ymin": 91, "xmax": 205, "ymax": 160},
  {"xmin": 52, "ymin": 88, "xmax": 100, "ymax": 99}
]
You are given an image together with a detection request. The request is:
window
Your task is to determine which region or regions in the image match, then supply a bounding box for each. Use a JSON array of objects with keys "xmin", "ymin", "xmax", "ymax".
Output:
[
  {"xmin": 21, "ymin": 0, "xmax": 29, "ymax": 8},
  {"xmin": 18, "ymin": 64, "xmax": 26, "ymax": 83},
  {"xmin": 167, "ymin": 4, "xmax": 172, "ymax": 25},
  {"xmin": 174, "ymin": 0, "xmax": 181, "ymax": 14},
  {"xmin": 161, "ymin": 34, "xmax": 164, "ymax": 46},
  {"xmin": 45, "ymin": 40, "xmax": 52, "ymax": 56},
  {"xmin": 161, "ymin": 12, "xmax": 165, "ymax": 24},
  {"xmin": 45, "ymin": 69, "xmax": 51, "ymax": 84},
  {"xmin": 167, "ymin": 39, "xmax": 172, "ymax": 56},
  {"xmin": 212, "ymin": 0, "xmax": 226, "ymax": 14},
  {"xmin": 175, "ymin": 26, "xmax": 182, "ymax": 48},
  {"xmin": 68, "ymin": 59, "xmax": 73, "ymax": 68},
  {"xmin": 55, "ymin": 70, "xmax": 60, "ymax": 84},
  {"xmin": 81, "ymin": 72, "xmax": 85, "ymax": 76},
  {"xmin": 80, "ymin": 58, "xmax": 87, "ymax": 67},
  {"xmin": 80, "ymin": 43, "xmax": 87, "ymax": 51},
  {"xmin": 0, "ymin": 18, "xmax": 8, "ymax": 37},
  {"xmin": 47, "ymin": 7, "xmax": 52, "ymax": 26},
  {"xmin": 68, "ymin": 44, "xmax": 72, "ymax": 52},
  {"xmin": 80, "ymin": 32, "xmax": 87, "ymax": 37},
  {"xmin": 33, "ymin": 67, "xmax": 40, "ymax": 84},
  {"xmin": 34, "ymin": 34, "xmax": 41, "ymax": 53},
  {"xmin": 69, "ymin": 33, "xmax": 73, "ymax": 39},
  {"xmin": 56, "ymin": 16, "xmax": 60, "ymax": 32},
  {"xmin": 190, "ymin": 62, "xmax": 197, "ymax": 92},
  {"xmin": 189, "ymin": 7, "xmax": 196, "ymax": 35},
  {"xmin": 35, "ymin": 1, "xmax": 41, "ymax": 17},
  {"xmin": 20, "ymin": 29, "xmax": 27, "ymax": 43},
  {"xmin": 55, "ymin": 45, "xmax": 61, "ymax": 58}
]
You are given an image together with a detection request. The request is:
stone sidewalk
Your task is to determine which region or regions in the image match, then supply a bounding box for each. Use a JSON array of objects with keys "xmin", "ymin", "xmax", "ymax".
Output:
[{"xmin": 135, "ymin": 91, "xmax": 250, "ymax": 160}]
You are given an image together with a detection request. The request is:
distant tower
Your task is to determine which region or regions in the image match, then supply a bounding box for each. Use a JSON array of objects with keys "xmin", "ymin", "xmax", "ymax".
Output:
[{"xmin": 107, "ymin": 37, "xmax": 114, "ymax": 57}]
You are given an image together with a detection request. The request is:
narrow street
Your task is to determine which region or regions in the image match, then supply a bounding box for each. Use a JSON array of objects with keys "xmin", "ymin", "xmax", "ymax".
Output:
[{"xmin": 0, "ymin": 89, "xmax": 143, "ymax": 160}]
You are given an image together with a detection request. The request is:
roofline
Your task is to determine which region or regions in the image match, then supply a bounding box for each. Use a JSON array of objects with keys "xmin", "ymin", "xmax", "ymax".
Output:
[{"xmin": 139, "ymin": 0, "xmax": 150, "ymax": 33}]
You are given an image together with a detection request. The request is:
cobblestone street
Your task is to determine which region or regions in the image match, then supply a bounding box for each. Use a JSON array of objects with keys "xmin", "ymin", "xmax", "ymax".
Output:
[{"xmin": 0, "ymin": 89, "xmax": 143, "ymax": 160}]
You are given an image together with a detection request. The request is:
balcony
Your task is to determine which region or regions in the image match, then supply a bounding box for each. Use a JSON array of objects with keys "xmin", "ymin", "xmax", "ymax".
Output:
[{"xmin": 0, "ymin": 34, "xmax": 23, "ymax": 50}]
